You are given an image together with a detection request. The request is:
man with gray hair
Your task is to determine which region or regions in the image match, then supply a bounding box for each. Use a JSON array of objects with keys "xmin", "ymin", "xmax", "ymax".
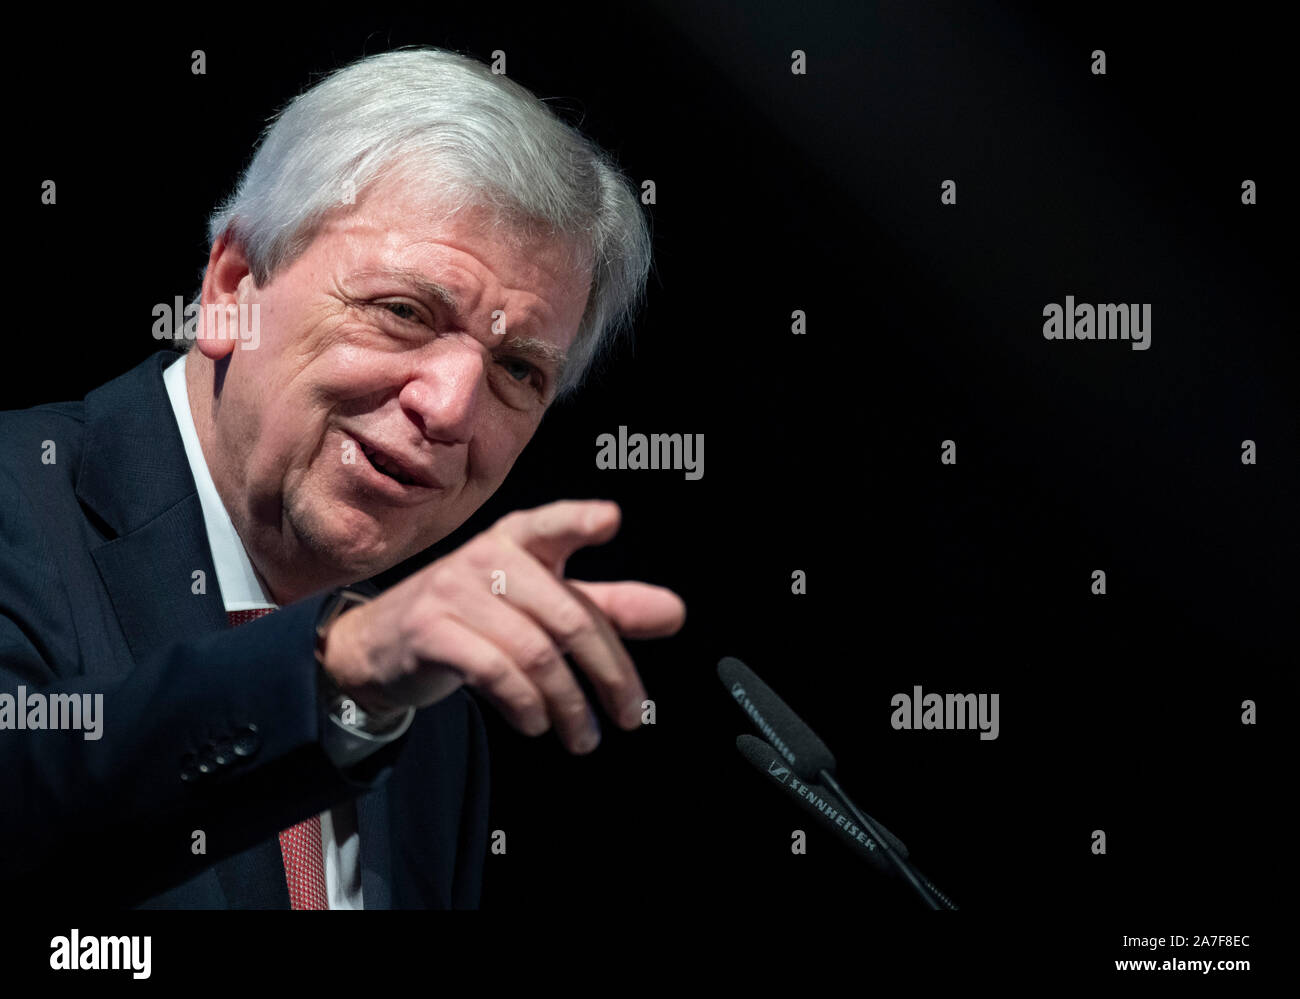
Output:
[{"xmin": 0, "ymin": 47, "xmax": 684, "ymax": 908}]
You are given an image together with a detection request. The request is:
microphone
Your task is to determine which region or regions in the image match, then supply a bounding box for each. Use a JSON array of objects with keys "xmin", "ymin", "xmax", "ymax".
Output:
[
  {"xmin": 718, "ymin": 656, "xmax": 836, "ymax": 778},
  {"xmin": 736, "ymin": 735, "xmax": 957, "ymax": 909},
  {"xmin": 735, "ymin": 734, "xmax": 903, "ymax": 870},
  {"xmin": 719, "ymin": 656, "xmax": 956, "ymax": 910}
]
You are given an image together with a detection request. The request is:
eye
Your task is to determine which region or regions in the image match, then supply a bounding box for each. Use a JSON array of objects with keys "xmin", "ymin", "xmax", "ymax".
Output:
[
  {"xmin": 380, "ymin": 302, "xmax": 422, "ymax": 323},
  {"xmin": 497, "ymin": 356, "xmax": 536, "ymax": 384}
]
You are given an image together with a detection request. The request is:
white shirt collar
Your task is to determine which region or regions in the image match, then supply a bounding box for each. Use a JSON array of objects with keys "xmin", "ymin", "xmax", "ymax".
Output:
[{"xmin": 163, "ymin": 353, "xmax": 276, "ymax": 612}]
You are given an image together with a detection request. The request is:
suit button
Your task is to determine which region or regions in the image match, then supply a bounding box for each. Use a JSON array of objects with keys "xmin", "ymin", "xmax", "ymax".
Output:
[
  {"xmin": 232, "ymin": 724, "xmax": 260, "ymax": 757},
  {"xmin": 213, "ymin": 738, "xmax": 235, "ymax": 766},
  {"xmin": 196, "ymin": 741, "xmax": 219, "ymax": 773}
]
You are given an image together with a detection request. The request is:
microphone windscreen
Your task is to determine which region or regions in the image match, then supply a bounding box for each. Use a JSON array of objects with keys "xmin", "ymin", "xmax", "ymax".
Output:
[
  {"xmin": 734, "ymin": 734, "xmax": 910, "ymax": 858},
  {"xmin": 735, "ymin": 735, "xmax": 896, "ymax": 877},
  {"xmin": 719, "ymin": 656, "xmax": 836, "ymax": 780}
]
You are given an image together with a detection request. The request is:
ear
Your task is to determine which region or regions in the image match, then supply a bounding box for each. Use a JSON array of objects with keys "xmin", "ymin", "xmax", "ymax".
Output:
[{"xmin": 195, "ymin": 233, "xmax": 254, "ymax": 361}]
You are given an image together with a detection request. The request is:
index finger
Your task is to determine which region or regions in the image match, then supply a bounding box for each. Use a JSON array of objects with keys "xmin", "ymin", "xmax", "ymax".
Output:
[
  {"xmin": 566, "ymin": 581, "xmax": 686, "ymax": 639},
  {"xmin": 492, "ymin": 499, "xmax": 621, "ymax": 576}
]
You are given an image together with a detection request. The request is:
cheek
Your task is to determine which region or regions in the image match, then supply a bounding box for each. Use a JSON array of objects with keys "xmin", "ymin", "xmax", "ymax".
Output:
[
  {"xmin": 470, "ymin": 423, "xmax": 535, "ymax": 484},
  {"xmin": 246, "ymin": 401, "xmax": 334, "ymax": 500},
  {"xmin": 315, "ymin": 339, "xmax": 394, "ymax": 396},
  {"xmin": 221, "ymin": 383, "xmax": 291, "ymax": 479}
]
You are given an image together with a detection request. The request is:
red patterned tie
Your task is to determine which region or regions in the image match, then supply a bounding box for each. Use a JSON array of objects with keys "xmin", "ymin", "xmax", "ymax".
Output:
[{"xmin": 227, "ymin": 607, "xmax": 330, "ymax": 910}]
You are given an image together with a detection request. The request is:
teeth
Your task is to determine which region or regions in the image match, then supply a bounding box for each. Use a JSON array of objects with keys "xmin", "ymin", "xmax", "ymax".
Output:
[{"xmin": 362, "ymin": 445, "xmax": 414, "ymax": 485}]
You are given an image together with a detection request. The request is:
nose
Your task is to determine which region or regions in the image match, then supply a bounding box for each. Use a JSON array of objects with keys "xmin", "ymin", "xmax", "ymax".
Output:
[{"xmin": 399, "ymin": 338, "xmax": 486, "ymax": 444}]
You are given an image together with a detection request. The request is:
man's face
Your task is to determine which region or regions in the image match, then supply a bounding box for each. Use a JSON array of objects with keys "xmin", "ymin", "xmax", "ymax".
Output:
[{"xmin": 201, "ymin": 172, "xmax": 591, "ymax": 587}]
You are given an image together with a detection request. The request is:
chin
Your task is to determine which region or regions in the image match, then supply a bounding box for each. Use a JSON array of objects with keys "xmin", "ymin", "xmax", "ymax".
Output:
[
  {"xmin": 293, "ymin": 503, "xmax": 411, "ymax": 580},
  {"xmin": 331, "ymin": 542, "xmax": 399, "ymax": 580}
]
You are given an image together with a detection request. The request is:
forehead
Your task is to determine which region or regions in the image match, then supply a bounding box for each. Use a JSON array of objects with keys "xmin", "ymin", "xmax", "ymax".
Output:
[{"xmin": 320, "ymin": 172, "xmax": 592, "ymax": 341}]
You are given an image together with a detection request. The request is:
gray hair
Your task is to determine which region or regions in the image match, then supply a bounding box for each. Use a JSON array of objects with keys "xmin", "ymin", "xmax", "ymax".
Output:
[{"xmin": 189, "ymin": 46, "xmax": 651, "ymax": 402}]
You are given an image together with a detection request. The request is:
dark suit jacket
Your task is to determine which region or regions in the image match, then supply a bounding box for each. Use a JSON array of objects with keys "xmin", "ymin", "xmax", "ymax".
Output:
[{"xmin": 0, "ymin": 351, "xmax": 490, "ymax": 908}]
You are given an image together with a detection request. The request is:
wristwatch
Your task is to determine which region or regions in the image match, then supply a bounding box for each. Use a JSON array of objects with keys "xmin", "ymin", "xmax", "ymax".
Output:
[
  {"xmin": 314, "ymin": 587, "xmax": 372, "ymax": 665},
  {"xmin": 314, "ymin": 588, "xmax": 410, "ymax": 735}
]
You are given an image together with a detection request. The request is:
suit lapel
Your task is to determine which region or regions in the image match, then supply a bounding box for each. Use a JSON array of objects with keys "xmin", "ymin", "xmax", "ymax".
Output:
[
  {"xmin": 89, "ymin": 496, "xmax": 228, "ymax": 666},
  {"xmin": 79, "ymin": 352, "xmax": 229, "ymax": 665}
]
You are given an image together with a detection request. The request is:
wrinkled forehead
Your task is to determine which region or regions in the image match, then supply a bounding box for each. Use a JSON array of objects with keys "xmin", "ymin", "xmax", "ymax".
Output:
[
  {"xmin": 340, "ymin": 167, "xmax": 595, "ymax": 284},
  {"xmin": 308, "ymin": 172, "xmax": 594, "ymax": 357}
]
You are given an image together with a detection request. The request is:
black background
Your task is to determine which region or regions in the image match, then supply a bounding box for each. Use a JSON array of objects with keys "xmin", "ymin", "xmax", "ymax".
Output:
[{"xmin": 14, "ymin": 0, "xmax": 1294, "ymax": 983}]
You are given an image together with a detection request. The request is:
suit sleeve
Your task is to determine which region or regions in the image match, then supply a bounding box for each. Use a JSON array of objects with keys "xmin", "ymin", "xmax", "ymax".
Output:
[{"xmin": 0, "ymin": 466, "xmax": 408, "ymax": 908}]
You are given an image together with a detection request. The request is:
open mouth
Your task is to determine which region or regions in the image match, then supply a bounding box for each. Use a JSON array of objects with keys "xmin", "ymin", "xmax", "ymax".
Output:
[{"xmin": 360, "ymin": 442, "xmax": 420, "ymax": 487}]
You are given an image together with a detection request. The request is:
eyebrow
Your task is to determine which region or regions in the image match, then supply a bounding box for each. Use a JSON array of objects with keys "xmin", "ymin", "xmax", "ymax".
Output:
[
  {"xmin": 499, "ymin": 334, "xmax": 568, "ymax": 381},
  {"xmin": 364, "ymin": 267, "xmax": 463, "ymax": 316}
]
